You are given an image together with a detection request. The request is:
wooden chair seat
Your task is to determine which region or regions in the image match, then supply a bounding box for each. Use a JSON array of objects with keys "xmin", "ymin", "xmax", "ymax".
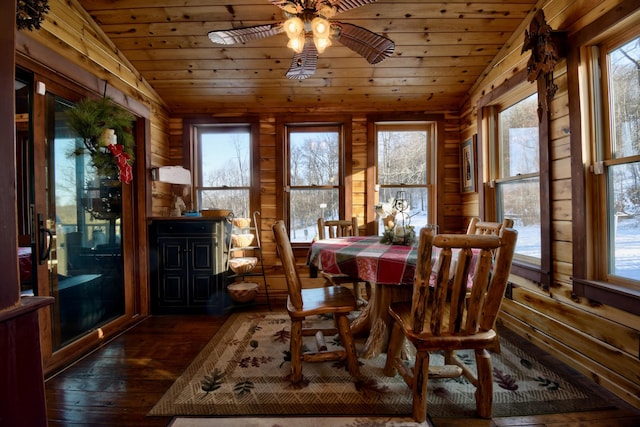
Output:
[
  {"xmin": 273, "ymin": 220, "xmax": 361, "ymax": 385},
  {"xmin": 288, "ymin": 286, "xmax": 357, "ymax": 318},
  {"xmin": 383, "ymin": 227, "xmax": 517, "ymax": 422}
]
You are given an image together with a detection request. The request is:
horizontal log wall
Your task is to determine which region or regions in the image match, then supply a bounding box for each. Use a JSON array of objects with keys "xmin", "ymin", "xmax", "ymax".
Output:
[{"xmin": 460, "ymin": 0, "xmax": 640, "ymax": 409}]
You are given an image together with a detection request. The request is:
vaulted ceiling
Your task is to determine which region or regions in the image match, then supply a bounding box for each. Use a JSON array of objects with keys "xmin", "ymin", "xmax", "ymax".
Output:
[{"xmin": 76, "ymin": 0, "xmax": 539, "ymax": 113}]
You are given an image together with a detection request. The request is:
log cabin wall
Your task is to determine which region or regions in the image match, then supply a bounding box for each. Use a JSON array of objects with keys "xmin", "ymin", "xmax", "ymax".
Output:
[
  {"xmin": 459, "ymin": 0, "xmax": 640, "ymax": 409},
  {"xmin": 9, "ymin": 0, "xmax": 640, "ymax": 411}
]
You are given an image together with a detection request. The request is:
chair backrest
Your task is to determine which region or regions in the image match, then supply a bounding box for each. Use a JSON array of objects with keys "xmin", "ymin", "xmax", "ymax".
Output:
[
  {"xmin": 272, "ymin": 220, "xmax": 303, "ymax": 310},
  {"xmin": 411, "ymin": 226, "xmax": 517, "ymax": 336},
  {"xmin": 317, "ymin": 217, "xmax": 359, "ymax": 240},
  {"xmin": 466, "ymin": 217, "xmax": 514, "ymax": 236}
]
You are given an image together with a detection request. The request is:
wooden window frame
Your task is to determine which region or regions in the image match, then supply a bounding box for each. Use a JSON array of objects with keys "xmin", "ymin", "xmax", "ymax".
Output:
[
  {"xmin": 184, "ymin": 116, "xmax": 261, "ymax": 218},
  {"xmin": 371, "ymin": 121, "xmax": 437, "ymax": 236},
  {"xmin": 477, "ymin": 70, "xmax": 552, "ymax": 289},
  {"xmin": 275, "ymin": 115, "xmax": 352, "ymax": 253},
  {"xmin": 568, "ymin": 3, "xmax": 640, "ymax": 315},
  {"xmin": 366, "ymin": 113, "xmax": 444, "ymax": 235}
]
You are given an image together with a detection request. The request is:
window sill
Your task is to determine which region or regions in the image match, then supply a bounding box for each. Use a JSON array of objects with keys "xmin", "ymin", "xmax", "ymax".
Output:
[
  {"xmin": 572, "ymin": 278, "xmax": 640, "ymax": 316},
  {"xmin": 510, "ymin": 260, "xmax": 549, "ymax": 289}
]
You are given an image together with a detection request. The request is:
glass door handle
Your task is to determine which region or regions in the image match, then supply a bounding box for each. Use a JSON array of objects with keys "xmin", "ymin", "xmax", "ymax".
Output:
[{"xmin": 37, "ymin": 213, "xmax": 53, "ymax": 263}]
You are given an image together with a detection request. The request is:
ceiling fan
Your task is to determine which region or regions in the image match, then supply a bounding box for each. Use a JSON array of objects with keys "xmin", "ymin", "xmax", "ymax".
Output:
[{"xmin": 207, "ymin": 0, "xmax": 395, "ymax": 80}]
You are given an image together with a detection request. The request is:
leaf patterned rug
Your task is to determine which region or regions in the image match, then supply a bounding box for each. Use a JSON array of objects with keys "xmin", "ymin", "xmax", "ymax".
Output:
[
  {"xmin": 169, "ymin": 416, "xmax": 433, "ymax": 427},
  {"xmin": 149, "ymin": 311, "xmax": 614, "ymax": 419}
]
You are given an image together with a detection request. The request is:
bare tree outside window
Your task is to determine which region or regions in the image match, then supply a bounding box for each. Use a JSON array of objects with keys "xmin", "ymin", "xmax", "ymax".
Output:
[
  {"xmin": 497, "ymin": 93, "xmax": 541, "ymax": 260},
  {"xmin": 287, "ymin": 128, "xmax": 341, "ymax": 242},
  {"xmin": 605, "ymin": 36, "xmax": 640, "ymax": 280},
  {"xmin": 376, "ymin": 124, "xmax": 431, "ymax": 235},
  {"xmin": 197, "ymin": 126, "xmax": 251, "ymax": 218}
]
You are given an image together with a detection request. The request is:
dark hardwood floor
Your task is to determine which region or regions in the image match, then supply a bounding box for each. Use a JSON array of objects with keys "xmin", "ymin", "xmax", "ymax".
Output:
[{"xmin": 45, "ymin": 310, "xmax": 640, "ymax": 427}]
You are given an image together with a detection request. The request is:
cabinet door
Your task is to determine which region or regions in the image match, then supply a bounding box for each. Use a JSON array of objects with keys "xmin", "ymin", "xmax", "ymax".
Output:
[
  {"xmin": 188, "ymin": 237, "xmax": 217, "ymax": 306},
  {"xmin": 157, "ymin": 237, "xmax": 188, "ymax": 306}
]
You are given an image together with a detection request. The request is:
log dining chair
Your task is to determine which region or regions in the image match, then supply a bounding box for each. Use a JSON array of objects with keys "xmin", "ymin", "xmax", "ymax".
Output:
[
  {"xmin": 466, "ymin": 217, "xmax": 514, "ymax": 236},
  {"xmin": 317, "ymin": 217, "xmax": 370, "ymax": 306},
  {"xmin": 383, "ymin": 226, "xmax": 517, "ymax": 422},
  {"xmin": 465, "ymin": 217, "xmax": 514, "ymax": 353},
  {"xmin": 272, "ymin": 220, "xmax": 361, "ymax": 385},
  {"xmin": 317, "ymin": 217, "xmax": 360, "ymax": 239}
]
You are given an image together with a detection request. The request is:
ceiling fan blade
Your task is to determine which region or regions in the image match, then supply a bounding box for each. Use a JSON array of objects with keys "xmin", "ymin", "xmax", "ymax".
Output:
[
  {"xmin": 286, "ymin": 39, "xmax": 318, "ymax": 80},
  {"xmin": 327, "ymin": 0, "xmax": 379, "ymax": 14},
  {"xmin": 208, "ymin": 24, "xmax": 283, "ymax": 45},
  {"xmin": 333, "ymin": 21, "xmax": 394, "ymax": 64}
]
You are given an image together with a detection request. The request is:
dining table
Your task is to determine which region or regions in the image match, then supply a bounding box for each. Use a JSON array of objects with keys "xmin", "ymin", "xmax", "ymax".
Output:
[{"xmin": 307, "ymin": 235, "xmax": 419, "ymax": 359}]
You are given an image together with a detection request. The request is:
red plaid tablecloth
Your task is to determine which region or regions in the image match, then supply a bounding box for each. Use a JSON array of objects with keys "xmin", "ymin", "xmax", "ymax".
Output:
[{"xmin": 308, "ymin": 236, "xmax": 418, "ymax": 286}]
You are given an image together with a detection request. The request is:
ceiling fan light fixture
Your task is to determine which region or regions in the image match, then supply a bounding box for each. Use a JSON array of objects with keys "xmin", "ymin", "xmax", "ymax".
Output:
[
  {"xmin": 284, "ymin": 17, "xmax": 304, "ymax": 38},
  {"xmin": 287, "ymin": 34, "xmax": 306, "ymax": 53},
  {"xmin": 313, "ymin": 35, "xmax": 332, "ymax": 53},
  {"xmin": 311, "ymin": 17, "xmax": 330, "ymax": 38},
  {"xmin": 311, "ymin": 17, "xmax": 332, "ymax": 53},
  {"xmin": 207, "ymin": 0, "xmax": 395, "ymax": 79}
]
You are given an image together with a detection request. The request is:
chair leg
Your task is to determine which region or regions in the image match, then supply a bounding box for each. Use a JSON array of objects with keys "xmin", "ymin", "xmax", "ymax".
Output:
[
  {"xmin": 353, "ymin": 282, "xmax": 369, "ymax": 307},
  {"xmin": 383, "ymin": 321, "xmax": 404, "ymax": 376},
  {"xmin": 336, "ymin": 314, "xmax": 360, "ymax": 379},
  {"xmin": 412, "ymin": 350, "xmax": 430, "ymax": 423},
  {"xmin": 290, "ymin": 319, "xmax": 303, "ymax": 384},
  {"xmin": 353, "ymin": 281, "xmax": 362, "ymax": 300},
  {"xmin": 474, "ymin": 348, "xmax": 493, "ymax": 418}
]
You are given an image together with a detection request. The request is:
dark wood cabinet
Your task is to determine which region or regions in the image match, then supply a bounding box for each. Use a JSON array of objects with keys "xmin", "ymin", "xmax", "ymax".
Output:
[{"xmin": 149, "ymin": 218, "xmax": 230, "ymax": 314}]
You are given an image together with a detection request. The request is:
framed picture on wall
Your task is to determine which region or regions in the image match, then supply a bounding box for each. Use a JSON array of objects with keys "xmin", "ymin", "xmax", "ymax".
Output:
[{"xmin": 460, "ymin": 135, "xmax": 477, "ymax": 193}]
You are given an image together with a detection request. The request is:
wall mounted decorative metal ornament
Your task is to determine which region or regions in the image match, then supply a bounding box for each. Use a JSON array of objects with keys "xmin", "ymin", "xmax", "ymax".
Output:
[{"xmin": 521, "ymin": 9, "xmax": 566, "ymax": 115}]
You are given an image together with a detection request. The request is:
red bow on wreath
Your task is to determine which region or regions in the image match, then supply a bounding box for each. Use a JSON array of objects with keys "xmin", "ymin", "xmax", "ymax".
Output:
[{"xmin": 107, "ymin": 143, "xmax": 133, "ymax": 184}]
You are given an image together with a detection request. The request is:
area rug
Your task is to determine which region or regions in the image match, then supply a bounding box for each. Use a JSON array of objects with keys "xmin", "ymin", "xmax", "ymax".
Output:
[
  {"xmin": 149, "ymin": 311, "xmax": 614, "ymax": 418},
  {"xmin": 169, "ymin": 416, "xmax": 433, "ymax": 427}
]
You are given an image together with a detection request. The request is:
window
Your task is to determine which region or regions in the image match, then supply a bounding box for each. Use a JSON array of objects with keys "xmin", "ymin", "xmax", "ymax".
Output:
[
  {"xmin": 195, "ymin": 124, "xmax": 253, "ymax": 218},
  {"xmin": 375, "ymin": 123, "xmax": 433, "ymax": 235},
  {"xmin": 593, "ymin": 34, "xmax": 640, "ymax": 283},
  {"xmin": 285, "ymin": 124, "xmax": 344, "ymax": 243},
  {"xmin": 495, "ymin": 93, "xmax": 541, "ymax": 262}
]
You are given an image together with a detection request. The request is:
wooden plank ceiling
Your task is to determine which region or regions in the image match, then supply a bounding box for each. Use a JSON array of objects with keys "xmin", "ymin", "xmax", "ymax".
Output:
[{"xmin": 76, "ymin": 0, "xmax": 539, "ymax": 113}]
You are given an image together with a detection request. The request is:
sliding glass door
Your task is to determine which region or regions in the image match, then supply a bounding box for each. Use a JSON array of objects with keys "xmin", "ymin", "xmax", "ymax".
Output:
[{"xmin": 45, "ymin": 94, "xmax": 126, "ymax": 349}]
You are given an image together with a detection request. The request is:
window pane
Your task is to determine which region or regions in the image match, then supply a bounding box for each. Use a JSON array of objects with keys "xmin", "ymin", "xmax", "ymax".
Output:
[
  {"xmin": 199, "ymin": 189, "xmax": 249, "ymax": 218},
  {"xmin": 290, "ymin": 188, "xmax": 338, "ymax": 242},
  {"xmin": 607, "ymin": 162, "xmax": 640, "ymax": 280},
  {"xmin": 197, "ymin": 126, "xmax": 251, "ymax": 216},
  {"xmin": 378, "ymin": 130, "xmax": 427, "ymax": 185},
  {"xmin": 289, "ymin": 131, "xmax": 339, "ymax": 186},
  {"xmin": 497, "ymin": 177, "xmax": 541, "ymax": 259},
  {"xmin": 499, "ymin": 94, "xmax": 539, "ymax": 177},
  {"xmin": 200, "ymin": 130, "xmax": 250, "ymax": 187},
  {"xmin": 608, "ymin": 36, "xmax": 640, "ymax": 159}
]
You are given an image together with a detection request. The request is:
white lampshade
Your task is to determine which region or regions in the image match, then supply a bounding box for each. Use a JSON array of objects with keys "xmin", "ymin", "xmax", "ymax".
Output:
[{"xmin": 153, "ymin": 166, "xmax": 191, "ymax": 185}]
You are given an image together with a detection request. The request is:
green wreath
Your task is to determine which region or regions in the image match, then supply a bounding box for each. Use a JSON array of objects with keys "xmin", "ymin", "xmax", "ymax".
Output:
[{"xmin": 66, "ymin": 97, "xmax": 135, "ymax": 179}]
